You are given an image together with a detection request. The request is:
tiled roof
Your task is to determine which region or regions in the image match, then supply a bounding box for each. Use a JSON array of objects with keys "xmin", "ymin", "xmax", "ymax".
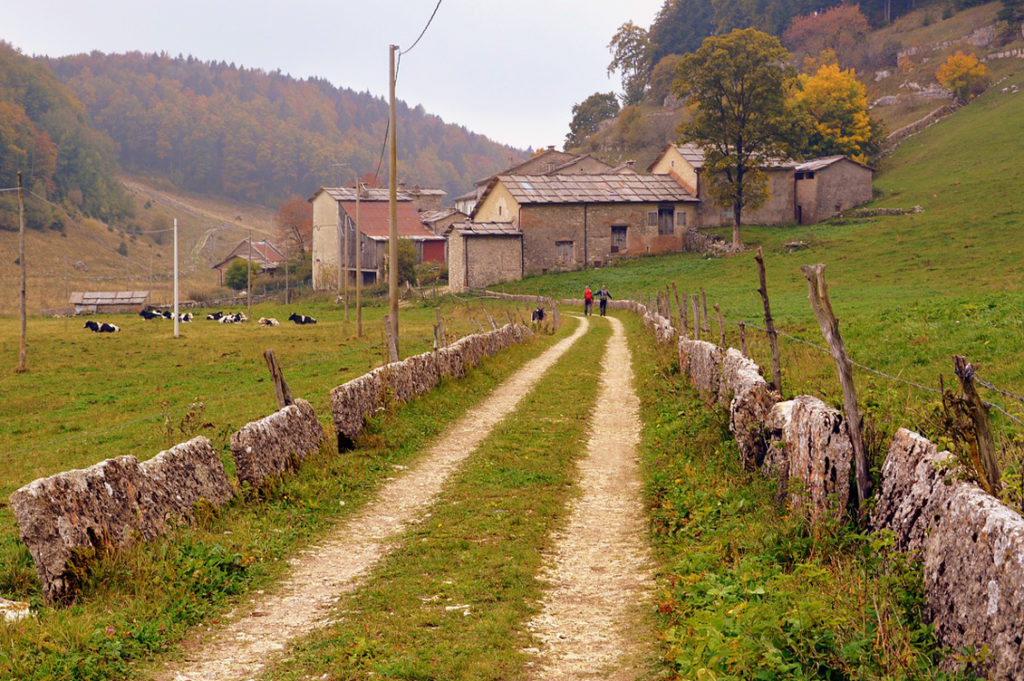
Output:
[
  {"xmin": 320, "ymin": 186, "xmax": 411, "ymax": 202},
  {"xmin": 495, "ymin": 174, "xmax": 698, "ymax": 205},
  {"xmin": 340, "ymin": 201, "xmax": 444, "ymax": 240},
  {"xmin": 70, "ymin": 291, "xmax": 150, "ymax": 305},
  {"xmin": 451, "ymin": 222, "xmax": 521, "ymax": 236},
  {"xmin": 676, "ymin": 143, "xmax": 706, "ymax": 168}
]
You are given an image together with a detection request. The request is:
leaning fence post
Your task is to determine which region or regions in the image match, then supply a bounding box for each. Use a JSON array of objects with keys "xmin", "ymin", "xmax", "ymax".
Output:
[
  {"xmin": 714, "ymin": 303, "xmax": 725, "ymax": 348},
  {"xmin": 755, "ymin": 247, "xmax": 783, "ymax": 393},
  {"xmin": 435, "ymin": 308, "xmax": 447, "ymax": 347},
  {"xmin": 550, "ymin": 297, "xmax": 560, "ymax": 332},
  {"xmin": 481, "ymin": 306, "xmax": 498, "ymax": 330},
  {"xmin": 738, "ymin": 322, "xmax": 748, "ymax": 357},
  {"xmin": 801, "ymin": 263, "xmax": 872, "ymax": 510},
  {"xmin": 263, "ymin": 349, "xmax": 294, "ymax": 408},
  {"xmin": 953, "ymin": 355, "xmax": 1002, "ymax": 495},
  {"xmin": 671, "ymin": 283, "xmax": 687, "ymax": 337}
]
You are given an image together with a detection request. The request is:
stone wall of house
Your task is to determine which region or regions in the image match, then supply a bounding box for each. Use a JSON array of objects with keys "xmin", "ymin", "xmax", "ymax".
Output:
[
  {"xmin": 807, "ymin": 160, "xmax": 874, "ymax": 224},
  {"xmin": 230, "ymin": 398, "xmax": 326, "ymax": 492},
  {"xmin": 700, "ymin": 169, "xmax": 796, "ymax": 227},
  {"xmin": 872, "ymin": 429, "xmax": 1024, "ymax": 681},
  {"xmin": 8, "ymin": 437, "xmax": 234, "ymax": 603},
  {"xmin": 330, "ymin": 323, "xmax": 528, "ymax": 450},
  {"xmin": 454, "ymin": 234, "xmax": 522, "ymax": 291}
]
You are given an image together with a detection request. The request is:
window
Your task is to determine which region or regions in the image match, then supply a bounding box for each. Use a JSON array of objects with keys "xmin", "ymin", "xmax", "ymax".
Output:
[
  {"xmin": 675, "ymin": 210, "xmax": 686, "ymax": 228},
  {"xmin": 556, "ymin": 240, "xmax": 574, "ymax": 263},
  {"xmin": 647, "ymin": 211, "xmax": 658, "ymax": 227}
]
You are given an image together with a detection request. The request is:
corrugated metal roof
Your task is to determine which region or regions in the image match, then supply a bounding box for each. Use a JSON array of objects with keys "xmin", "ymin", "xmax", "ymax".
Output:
[
  {"xmin": 340, "ymin": 201, "xmax": 445, "ymax": 240},
  {"xmin": 496, "ymin": 174, "xmax": 698, "ymax": 205},
  {"xmin": 70, "ymin": 291, "xmax": 150, "ymax": 305}
]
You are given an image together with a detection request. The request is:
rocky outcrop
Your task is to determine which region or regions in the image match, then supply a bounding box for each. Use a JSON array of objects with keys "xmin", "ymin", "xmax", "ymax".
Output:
[
  {"xmin": 8, "ymin": 437, "xmax": 233, "ymax": 603},
  {"xmin": 330, "ymin": 324, "xmax": 528, "ymax": 451},
  {"xmin": 721, "ymin": 349, "xmax": 777, "ymax": 470},
  {"xmin": 1, "ymin": 597, "xmax": 30, "ymax": 622},
  {"xmin": 872, "ymin": 429, "xmax": 1024, "ymax": 681},
  {"xmin": 679, "ymin": 338, "xmax": 722, "ymax": 397},
  {"xmin": 230, "ymin": 398, "xmax": 325, "ymax": 492},
  {"xmin": 768, "ymin": 396, "xmax": 851, "ymax": 521}
]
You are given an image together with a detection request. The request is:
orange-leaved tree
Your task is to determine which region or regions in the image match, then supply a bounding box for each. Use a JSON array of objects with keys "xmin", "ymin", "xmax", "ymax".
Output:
[
  {"xmin": 274, "ymin": 196, "xmax": 313, "ymax": 256},
  {"xmin": 936, "ymin": 51, "xmax": 989, "ymax": 103}
]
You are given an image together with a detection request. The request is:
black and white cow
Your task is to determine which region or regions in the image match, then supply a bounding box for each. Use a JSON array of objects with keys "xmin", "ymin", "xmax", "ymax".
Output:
[
  {"xmin": 206, "ymin": 311, "xmax": 224, "ymax": 320},
  {"xmin": 288, "ymin": 313, "xmax": 317, "ymax": 325},
  {"xmin": 84, "ymin": 320, "xmax": 120, "ymax": 333},
  {"xmin": 258, "ymin": 317, "xmax": 280, "ymax": 327},
  {"xmin": 139, "ymin": 309, "xmax": 162, "ymax": 320},
  {"xmin": 218, "ymin": 312, "xmax": 248, "ymax": 324}
]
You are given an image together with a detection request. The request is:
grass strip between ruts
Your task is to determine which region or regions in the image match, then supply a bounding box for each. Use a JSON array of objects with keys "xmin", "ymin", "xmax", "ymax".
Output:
[
  {"xmin": 257, "ymin": 316, "xmax": 612, "ymax": 681},
  {"xmin": 0, "ymin": 322, "xmax": 565, "ymax": 681}
]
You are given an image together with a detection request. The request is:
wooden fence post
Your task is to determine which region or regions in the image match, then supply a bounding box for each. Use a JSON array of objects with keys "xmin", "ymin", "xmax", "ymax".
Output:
[
  {"xmin": 481, "ymin": 306, "xmax": 497, "ymax": 330},
  {"xmin": 801, "ymin": 263, "xmax": 872, "ymax": 509},
  {"xmin": 714, "ymin": 303, "xmax": 725, "ymax": 348},
  {"xmin": 738, "ymin": 322, "xmax": 747, "ymax": 357},
  {"xmin": 263, "ymin": 349, "xmax": 294, "ymax": 409},
  {"xmin": 672, "ymin": 283, "xmax": 687, "ymax": 337},
  {"xmin": 383, "ymin": 314, "xmax": 399, "ymax": 362},
  {"xmin": 691, "ymin": 294, "xmax": 700, "ymax": 340},
  {"xmin": 755, "ymin": 247, "xmax": 783, "ymax": 393},
  {"xmin": 953, "ymin": 355, "xmax": 1002, "ymax": 495},
  {"xmin": 435, "ymin": 308, "xmax": 447, "ymax": 347},
  {"xmin": 700, "ymin": 287, "xmax": 710, "ymax": 335},
  {"xmin": 550, "ymin": 297, "xmax": 560, "ymax": 332}
]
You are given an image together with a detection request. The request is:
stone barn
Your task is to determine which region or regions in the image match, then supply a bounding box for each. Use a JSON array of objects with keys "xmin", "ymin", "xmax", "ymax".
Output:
[
  {"xmin": 470, "ymin": 173, "xmax": 699, "ymax": 276},
  {"xmin": 649, "ymin": 143, "xmax": 873, "ymax": 226},
  {"xmin": 447, "ymin": 222, "xmax": 523, "ymax": 291}
]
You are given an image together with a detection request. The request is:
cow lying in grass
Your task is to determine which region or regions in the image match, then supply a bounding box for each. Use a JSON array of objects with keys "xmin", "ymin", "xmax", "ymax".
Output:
[
  {"xmin": 206, "ymin": 311, "xmax": 224, "ymax": 320},
  {"xmin": 258, "ymin": 317, "xmax": 280, "ymax": 327},
  {"xmin": 139, "ymin": 309, "xmax": 162, "ymax": 320},
  {"xmin": 84, "ymin": 320, "xmax": 120, "ymax": 333},
  {"xmin": 218, "ymin": 312, "xmax": 248, "ymax": 324},
  {"xmin": 288, "ymin": 313, "xmax": 317, "ymax": 325}
]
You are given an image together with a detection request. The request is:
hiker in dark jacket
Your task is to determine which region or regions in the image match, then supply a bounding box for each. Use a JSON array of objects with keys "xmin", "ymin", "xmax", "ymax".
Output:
[{"xmin": 597, "ymin": 285, "xmax": 612, "ymax": 316}]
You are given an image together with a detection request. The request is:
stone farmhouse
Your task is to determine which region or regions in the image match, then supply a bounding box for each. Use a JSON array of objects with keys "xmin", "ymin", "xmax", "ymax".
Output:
[
  {"xmin": 648, "ymin": 143, "xmax": 873, "ymax": 227},
  {"xmin": 309, "ymin": 187, "xmax": 446, "ymax": 289},
  {"xmin": 211, "ymin": 238, "xmax": 286, "ymax": 286},
  {"xmin": 447, "ymin": 173, "xmax": 698, "ymax": 290}
]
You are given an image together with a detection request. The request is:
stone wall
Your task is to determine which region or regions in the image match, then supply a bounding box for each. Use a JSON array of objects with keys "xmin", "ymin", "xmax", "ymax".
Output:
[
  {"xmin": 721, "ymin": 349, "xmax": 777, "ymax": 470},
  {"xmin": 230, "ymin": 398, "xmax": 326, "ymax": 492},
  {"xmin": 872, "ymin": 429, "xmax": 1024, "ymax": 681},
  {"xmin": 767, "ymin": 396, "xmax": 851, "ymax": 522},
  {"xmin": 330, "ymin": 323, "xmax": 528, "ymax": 450},
  {"xmin": 9, "ymin": 437, "xmax": 234, "ymax": 603}
]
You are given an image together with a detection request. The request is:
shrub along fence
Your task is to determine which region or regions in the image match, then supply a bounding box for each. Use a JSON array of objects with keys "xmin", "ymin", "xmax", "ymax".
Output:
[
  {"xmin": 624, "ymin": 288, "xmax": 1024, "ymax": 681},
  {"xmin": 8, "ymin": 322, "xmax": 531, "ymax": 604}
]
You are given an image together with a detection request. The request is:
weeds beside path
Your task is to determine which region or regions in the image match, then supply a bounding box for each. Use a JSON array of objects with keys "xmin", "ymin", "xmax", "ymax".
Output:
[{"xmin": 155, "ymin": 318, "xmax": 592, "ymax": 681}]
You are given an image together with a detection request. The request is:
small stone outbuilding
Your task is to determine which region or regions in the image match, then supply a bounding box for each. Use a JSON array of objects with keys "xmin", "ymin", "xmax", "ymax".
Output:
[{"xmin": 447, "ymin": 222, "xmax": 523, "ymax": 291}]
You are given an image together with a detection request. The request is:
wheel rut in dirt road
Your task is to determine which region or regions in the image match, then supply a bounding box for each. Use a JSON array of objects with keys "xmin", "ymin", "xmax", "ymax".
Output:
[
  {"xmin": 157, "ymin": 318, "xmax": 590, "ymax": 681},
  {"xmin": 527, "ymin": 315, "xmax": 655, "ymax": 680}
]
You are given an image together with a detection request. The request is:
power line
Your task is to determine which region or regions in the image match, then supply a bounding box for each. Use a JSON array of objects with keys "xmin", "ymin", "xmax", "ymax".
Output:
[{"xmin": 401, "ymin": 0, "xmax": 443, "ymax": 55}]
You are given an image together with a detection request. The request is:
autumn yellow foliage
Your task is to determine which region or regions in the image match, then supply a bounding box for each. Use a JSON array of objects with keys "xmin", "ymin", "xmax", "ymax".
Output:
[
  {"xmin": 791, "ymin": 62, "xmax": 876, "ymax": 165},
  {"xmin": 936, "ymin": 51, "xmax": 989, "ymax": 103}
]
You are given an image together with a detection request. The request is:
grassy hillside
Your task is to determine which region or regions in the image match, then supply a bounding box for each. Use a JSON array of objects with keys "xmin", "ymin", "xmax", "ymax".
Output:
[
  {"xmin": 0, "ymin": 179, "xmax": 277, "ymax": 315},
  {"xmin": 501, "ymin": 66, "xmax": 1024, "ymax": 500}
]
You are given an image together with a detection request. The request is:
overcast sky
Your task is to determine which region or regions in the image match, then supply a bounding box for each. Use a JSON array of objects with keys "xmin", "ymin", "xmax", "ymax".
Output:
[{"xmin": 4, "ymin": 0, "xmax": 665, "ymax": 150}]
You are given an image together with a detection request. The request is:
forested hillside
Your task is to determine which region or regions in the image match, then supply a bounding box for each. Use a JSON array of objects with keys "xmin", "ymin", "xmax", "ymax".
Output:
[
  {"xmin": 45, "ymin": 52, "xmax": 525, "ymax": 206},
  {"xmin": 0, "ymin": 42, "xmax": 129, "ymax": 230}
]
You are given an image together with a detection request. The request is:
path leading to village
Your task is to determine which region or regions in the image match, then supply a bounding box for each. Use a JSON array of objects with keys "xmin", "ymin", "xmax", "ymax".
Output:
[
  {"xmin": 527, "ymin": 315, "xmax": 655, "ymax": 680},
  {"xmin": 160, "ymin": 318, "xmax": 592, "ymax": 681}
]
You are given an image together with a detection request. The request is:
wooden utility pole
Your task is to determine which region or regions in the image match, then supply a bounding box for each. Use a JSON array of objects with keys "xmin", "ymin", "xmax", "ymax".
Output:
[
  {"xmin": 173, "ymin": 218, "xmax": 180, "ymax": 339},
  {"xmin": 388, "ymin": 44, "xmax": 400, "ymax": 357},
  {"xmin": 802, "ymin": 263, "xmax": 872, "ymax": 508},
  {"xmin": 263, "ymin": 349, "xmax": 294, "ymax": 409},
  {"xmin": 755, "ymin": 247, "xmax": 782, "ymax": 392},
  {"xmin": 246, "ymin": 229, "xmax": 253, "ymax": 321},
  {"xmin": 356, "ymin": 178, "xmax": 363, "ymax": 336},
  {"xmin": 383, "ymin": 313, "xmax": 399, "ymax": 362},
  {"xmin": 17, "ymin": 172, "xmax": 26, "ymax": 373},
  {"xmin": 953, "ymin": 355, "xmax": 1002, "ymax": 495}
]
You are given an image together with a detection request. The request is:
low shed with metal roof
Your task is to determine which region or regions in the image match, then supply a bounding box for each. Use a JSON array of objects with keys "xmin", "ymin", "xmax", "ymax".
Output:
[{"xmin": 70, "ymin": 291, "xmax": 150, "ymax": 314}]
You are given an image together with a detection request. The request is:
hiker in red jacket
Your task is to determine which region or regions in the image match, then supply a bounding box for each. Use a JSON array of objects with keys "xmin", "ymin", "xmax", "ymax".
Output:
[{"xmin": 584, "ymin": 285, "xmax": 593, "ymax": 316}]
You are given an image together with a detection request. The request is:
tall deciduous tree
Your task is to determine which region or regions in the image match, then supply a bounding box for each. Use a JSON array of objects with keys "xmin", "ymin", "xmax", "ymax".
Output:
[
  {"xmin": 790, "ymin": 61, "xmax": 880, "ymax": 164},
  {"xmin": 675, "ymin": 29, "xmax": 795, "ymax": 251},
  {"xmin": 274, "ymin": 195, "xmax": 313, "ymax": 255},
  {"xmin": 607, "ymin": 22, "xmax": 652, "ymax": 107},
  {"xmin": 783, "ymin": 4, "xmax": 871, "ymax": 68},
  {"xmin": 565, "ymin": 92, "xmax": 619, "ymax": 149}
]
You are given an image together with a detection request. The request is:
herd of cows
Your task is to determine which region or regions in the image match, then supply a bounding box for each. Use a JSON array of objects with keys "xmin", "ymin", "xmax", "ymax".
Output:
[{"xmin": 82, "ymin": 309, "xmax": 318, "ymax": 333}]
